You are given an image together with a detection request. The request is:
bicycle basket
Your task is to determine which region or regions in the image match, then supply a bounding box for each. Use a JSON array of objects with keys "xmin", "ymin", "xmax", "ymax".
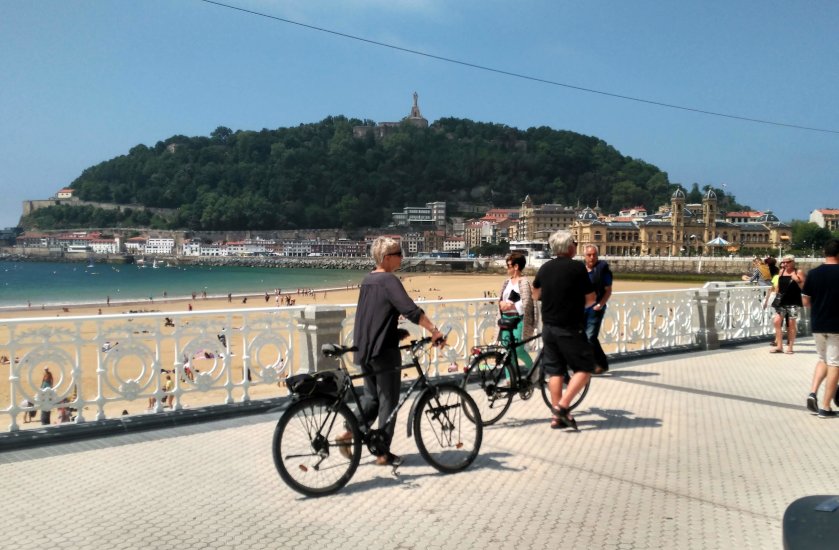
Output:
[{"xmin": 286, "ymin": 371, "xmax": 341, "ymax": 397}]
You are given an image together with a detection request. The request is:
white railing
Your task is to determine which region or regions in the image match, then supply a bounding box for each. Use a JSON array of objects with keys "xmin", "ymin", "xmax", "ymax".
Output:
[{"xmin": 0, "ymin": 284, "xmax": 794, "ymax": 432}]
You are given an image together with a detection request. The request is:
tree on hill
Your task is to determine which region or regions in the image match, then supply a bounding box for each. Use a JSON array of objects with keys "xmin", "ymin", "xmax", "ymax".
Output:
[{"xmin": 21, "ymin": 116, "xmax": 751, "ymax": 231}]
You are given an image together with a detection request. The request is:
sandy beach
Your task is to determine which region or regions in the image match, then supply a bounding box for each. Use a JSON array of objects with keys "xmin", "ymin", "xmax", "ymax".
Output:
[
  {"xmin": 0, "ymin": 272, "xmax": 699, "ymax": 320},
  {"xmin": 0, "ymin": 272, "xmax": 700, "ymax": 425}
]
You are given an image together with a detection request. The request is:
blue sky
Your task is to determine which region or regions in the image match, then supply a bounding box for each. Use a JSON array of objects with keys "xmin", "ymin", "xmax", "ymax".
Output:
[{"xmin": 2, "ymin": 0, "xmax": 837, "ymax": 229}]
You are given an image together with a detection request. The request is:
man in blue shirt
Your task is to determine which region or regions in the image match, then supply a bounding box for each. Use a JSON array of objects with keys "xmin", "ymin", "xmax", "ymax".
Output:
[{"xmin": 584, "ymin": 245, "xmax": 613, "ymax": 375}]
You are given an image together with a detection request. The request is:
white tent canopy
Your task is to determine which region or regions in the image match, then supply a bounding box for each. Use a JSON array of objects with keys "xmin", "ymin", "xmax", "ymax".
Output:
[{"xmin": 706, "ymin": 236, "xmax": 730, "ymax": 246}]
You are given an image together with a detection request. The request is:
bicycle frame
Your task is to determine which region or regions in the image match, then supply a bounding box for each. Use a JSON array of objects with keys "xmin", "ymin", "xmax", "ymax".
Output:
[
  {"xmin": 322, "ymin": 338, "xmax": 438, "ymax": 444},
  {"xmin": 470, "ymin": 327, "xmax": 543, "ymax": 390}
]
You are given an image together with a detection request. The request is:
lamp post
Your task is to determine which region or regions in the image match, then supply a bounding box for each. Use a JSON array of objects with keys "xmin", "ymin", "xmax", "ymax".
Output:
[{"xmin": 689, "ymin": 234, "xmax": 697, "ymax": 257}]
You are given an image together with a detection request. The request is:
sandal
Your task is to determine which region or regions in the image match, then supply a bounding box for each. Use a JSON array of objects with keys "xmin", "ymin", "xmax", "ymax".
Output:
[
  {"xmin": 769, "ymin": 348, "xmax": 784, "ymax": 354},
  {"xmin": 551, "ymin": 409, "xmax": 563, "ymax": 429},
  {"xmin": 552, "ymin": 407, "xmax": 579, "ymax": 431},
  {"xmin": 375, "ymin": 452, "xmax": 403, "ymax": 467}
]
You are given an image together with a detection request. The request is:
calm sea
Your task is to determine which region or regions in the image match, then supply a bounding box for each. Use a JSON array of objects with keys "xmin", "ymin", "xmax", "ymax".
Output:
[{"xmin": 0, "ymin": 260, "xmax": 367, "ymax": 309}]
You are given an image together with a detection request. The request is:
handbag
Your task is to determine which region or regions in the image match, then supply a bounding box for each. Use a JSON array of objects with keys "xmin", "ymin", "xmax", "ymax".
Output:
[{"xmin": 771, "ymin": 293, "xmax": 783, "ymax": 309}]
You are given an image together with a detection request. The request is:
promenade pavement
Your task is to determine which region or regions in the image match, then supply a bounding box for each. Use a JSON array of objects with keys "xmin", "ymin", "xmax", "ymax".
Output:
[{"xmin": 1, "ymin": 337, "xmax": 836, "ymax": 549}]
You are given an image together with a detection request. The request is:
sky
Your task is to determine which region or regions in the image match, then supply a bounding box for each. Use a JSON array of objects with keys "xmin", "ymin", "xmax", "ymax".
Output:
[{"xmin": 2, "ymin": 0, "xmax": 838, "ymax": 229}]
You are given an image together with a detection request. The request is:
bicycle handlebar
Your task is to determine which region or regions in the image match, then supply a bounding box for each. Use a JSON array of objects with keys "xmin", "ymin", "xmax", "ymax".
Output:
[{"xmin": 321, "ymin": 333, "xmax": 444, "ymax": 360}]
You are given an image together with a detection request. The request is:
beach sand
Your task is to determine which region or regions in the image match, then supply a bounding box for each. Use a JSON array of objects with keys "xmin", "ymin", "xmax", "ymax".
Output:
[{"xmin": 0, "ymin": 272, "xmax": 699, "ymax": 426}]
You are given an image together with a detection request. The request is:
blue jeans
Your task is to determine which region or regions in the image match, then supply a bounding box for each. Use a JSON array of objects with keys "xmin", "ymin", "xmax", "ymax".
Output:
[{"xmin": 585, "ymin": 307, "xmax": 609, "ymax": 371}]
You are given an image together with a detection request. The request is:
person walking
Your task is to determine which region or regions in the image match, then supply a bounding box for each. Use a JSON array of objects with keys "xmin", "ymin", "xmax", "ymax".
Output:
[
  {"xmin": 583, "ymin": 244, "xmax": 613, "ymax": 375},
  {"xmin": 803, "ymin": 239, "xmax": 839, "ymax": 418},
  {"xmin": 770, "ymin": 254, "xmax": 805, "ymax": 354},
  {"xmin": 533, "ymin": 230, "xmax": 596, "ymax": 431},
  {"xmin": 349, "ymin": 236, "xmax": 445, "ymax": 465},
  {"xmin": 497, "ymin": 251, "xmax": 535, "ymax": 370}
]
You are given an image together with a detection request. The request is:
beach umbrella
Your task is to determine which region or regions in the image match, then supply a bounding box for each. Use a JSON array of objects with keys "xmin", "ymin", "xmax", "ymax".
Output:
[
  {"xmin": 705, "ymin": 236, "xmax": 730, "ymax": 256},
  {"xmin": 706, "ymin": 236, "xmax": 730, "ymax": 246}
]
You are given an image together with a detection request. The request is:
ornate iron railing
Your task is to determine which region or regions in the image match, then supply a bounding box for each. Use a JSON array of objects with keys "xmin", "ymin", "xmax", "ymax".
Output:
[{"xmin": 0, "ymin": 283, "xmax": 796, "ymax": 432}]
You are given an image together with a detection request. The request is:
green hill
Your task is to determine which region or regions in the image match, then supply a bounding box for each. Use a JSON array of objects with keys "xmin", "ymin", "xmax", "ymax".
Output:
[{"xmin": 22, "ymin": 116, "xmax": 744, "ymax": 231}]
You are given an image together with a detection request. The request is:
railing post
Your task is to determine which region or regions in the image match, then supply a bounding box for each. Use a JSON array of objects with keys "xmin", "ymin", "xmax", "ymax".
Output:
[
  {"xmin": 692, "ymin": 287, "xmax": 720, "ymax": 350},
  {"xmin": 295, "ymin": 306, "xmax": 347, "ymax": 373}
]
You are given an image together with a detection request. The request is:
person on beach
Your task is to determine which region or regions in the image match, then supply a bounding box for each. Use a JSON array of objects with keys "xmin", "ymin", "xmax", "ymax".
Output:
[
  {"xmin": 40, "ymin": 367, "xmax": 54, "ymax": 425},
  {"xmin": 770, "ymin": 255, "xmax": 805, "ymax": 354},
  {"xmin": 584, "ymin": 244, "xmax": 613, "ymax": 375},
  {"xmin": 163, "ymin": 375, "xmax": 174, "ymax": 408},
  {"xmin": 346, "ymin": 236, "xmax": 445, "ymax": 466},
  {"xmin": 803, "ymin": 239, "xmax": 839, "ymax": 418},
  {"xmin": 532, "ymin": 230, "xmax": 596, "ymax": 431},
  {"xmin": 496, "ymin": 252, "xmax": 535, "ymax": 370}
]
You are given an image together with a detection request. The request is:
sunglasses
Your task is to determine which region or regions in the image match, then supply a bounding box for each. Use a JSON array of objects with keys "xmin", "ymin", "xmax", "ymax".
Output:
[{"xmin": 386, "ymin": 250, "xmax": 403, "ymax": 257}]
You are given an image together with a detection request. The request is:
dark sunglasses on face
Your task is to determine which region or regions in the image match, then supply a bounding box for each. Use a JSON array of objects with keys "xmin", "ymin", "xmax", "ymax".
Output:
[{"xmin": 387, "ymin": 250, "xmax": 403, "ymax": 257}]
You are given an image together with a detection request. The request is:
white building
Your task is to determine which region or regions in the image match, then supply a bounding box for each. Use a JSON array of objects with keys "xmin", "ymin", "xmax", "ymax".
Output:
[
  {"xmin": 810, "ymin": 208, "xmax": 839, "ymax": 231},
  {"xmin": 145, "ymin": 237, "xmax": 175, "ymax": 255},
  {"xmin": 392, "ymin": 201, "xmax": 446, "ymax": 227},
  {"xmin": 443, "ymin": 236, "xmax": 465, "ymax": 253},
  {"xmin": 90, "ymin": 238, "xmax": 120, "ymax": 254},
  {"xmin": 182, "ymin": 240, "xmax": 201, "ymax": 256},
  {"xmin": 125, "ymin": 237, "xmax": 147, "ymax": 254}
]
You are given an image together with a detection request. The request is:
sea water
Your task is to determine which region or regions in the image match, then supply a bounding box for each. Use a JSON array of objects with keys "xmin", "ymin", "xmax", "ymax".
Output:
[{"xmin": 0, "ymin": 260, "xmax": 367, "ymax": 309}]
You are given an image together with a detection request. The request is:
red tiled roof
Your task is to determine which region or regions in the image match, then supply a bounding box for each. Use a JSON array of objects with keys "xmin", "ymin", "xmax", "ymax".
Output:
[{"xmin": 726, "ymin": 211, "xmax": 763, "ymax": 217}]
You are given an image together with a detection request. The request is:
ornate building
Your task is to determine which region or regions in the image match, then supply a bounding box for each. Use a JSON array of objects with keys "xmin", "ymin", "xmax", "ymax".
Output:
[
  {"xmin": 517, "ymin": 195, "xmax": 577, "ymax": 241},
  {"xmin": 572, "ymin": 188, "xmax": 791, "ymax": 256}
]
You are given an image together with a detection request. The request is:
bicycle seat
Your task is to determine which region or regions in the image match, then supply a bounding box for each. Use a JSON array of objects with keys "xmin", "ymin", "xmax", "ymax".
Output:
[
  {"xmin": 321, "ymin": 343, "xmax": 357, "ymax": 358},
  {"xmin": 497, "ymin": 316, "xmax": 521, "ymax": 331}
]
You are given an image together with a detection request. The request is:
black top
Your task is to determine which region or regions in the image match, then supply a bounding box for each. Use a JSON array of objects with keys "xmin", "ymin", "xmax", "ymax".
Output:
[
  {"xmin": 353, "ymin": 271, "xmax": 424, "ymax": 365},
  {"xmin": 778, "ymin": 275, "xmax": 803, "ymax": 307},
  {"xmin": 533, "ymin": 256, "xmax": 594, "ymax": 331},
  {"xmin": 802, "ymin": 264, "xmax": 839, "ymax": 333}
]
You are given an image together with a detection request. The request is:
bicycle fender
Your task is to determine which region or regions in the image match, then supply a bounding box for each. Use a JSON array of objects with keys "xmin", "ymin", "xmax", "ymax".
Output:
[
  {"xmin": 406, "ymin": 389, "xmax": 424, "ymax": 438},
  {"xmin": 405, "ymin": 383, "xmax": 459, "ymax": 438}
]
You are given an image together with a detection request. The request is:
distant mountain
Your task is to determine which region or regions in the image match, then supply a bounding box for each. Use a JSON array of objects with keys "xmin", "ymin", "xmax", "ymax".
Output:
[{"xmin": 22, "ymin": 116, "xmax": 746, "ymax": 231}]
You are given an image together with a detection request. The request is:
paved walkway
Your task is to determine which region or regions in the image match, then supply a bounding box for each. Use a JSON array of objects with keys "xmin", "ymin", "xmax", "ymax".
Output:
[{"xmin": 2, "ymin": 338, "xmax": 836, "ymax": 549}]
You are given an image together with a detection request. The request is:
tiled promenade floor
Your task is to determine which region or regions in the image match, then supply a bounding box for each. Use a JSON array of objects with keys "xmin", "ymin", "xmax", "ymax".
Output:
[{"xmin": 1, "ymin": 337, "xmax": 836, "ymax": 549}]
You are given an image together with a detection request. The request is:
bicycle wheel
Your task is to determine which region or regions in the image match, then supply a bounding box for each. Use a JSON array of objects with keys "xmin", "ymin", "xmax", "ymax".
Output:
[
  {"xmin": 539, "ymin": 364, "xmax": 590, "ymax": 412},
  {"xmin": 273, "ymin": 396, "xmax": 362, "ymax": 497},
  {"xmin": 413, "ymin": 383, "xmax": 482, "ymax": 473},
  {"xmin": 461, "ymin": 350, "xmax": 514, "ymax": 425}
]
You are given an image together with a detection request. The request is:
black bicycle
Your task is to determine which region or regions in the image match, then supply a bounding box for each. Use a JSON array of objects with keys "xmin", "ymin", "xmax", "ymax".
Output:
[
  {"xmin": 461, "ymin": 316, "xmax": 590, "ymax": 425},
  {"xmin": 272, "ymin": 335, "xmax": 483, "ymax": 497}
]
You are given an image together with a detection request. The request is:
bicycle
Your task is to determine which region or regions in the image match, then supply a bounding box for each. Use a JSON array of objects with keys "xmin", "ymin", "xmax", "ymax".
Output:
[
  {"xmin": 272, "ymin": 335, "xmax": 483, "ymax": 497},
  {"xmin": 461, "ymin": 316, "xmax": 590, "ymax": 425}
]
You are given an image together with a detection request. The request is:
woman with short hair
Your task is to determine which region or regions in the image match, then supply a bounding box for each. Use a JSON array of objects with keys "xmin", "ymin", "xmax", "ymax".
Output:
[{"xmin": 350, "ymin": 236, "xmax": 444, "ymax": 465}]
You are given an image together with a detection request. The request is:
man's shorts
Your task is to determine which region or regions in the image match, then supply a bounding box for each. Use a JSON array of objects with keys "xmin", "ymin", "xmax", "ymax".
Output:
[
  {"xmin": 814, "ymin": 333, "xmax": 839, "ymax": 367},
  {"xmin": 541, "ymin": 323, "xmax": 595, "ymax": 376}
]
